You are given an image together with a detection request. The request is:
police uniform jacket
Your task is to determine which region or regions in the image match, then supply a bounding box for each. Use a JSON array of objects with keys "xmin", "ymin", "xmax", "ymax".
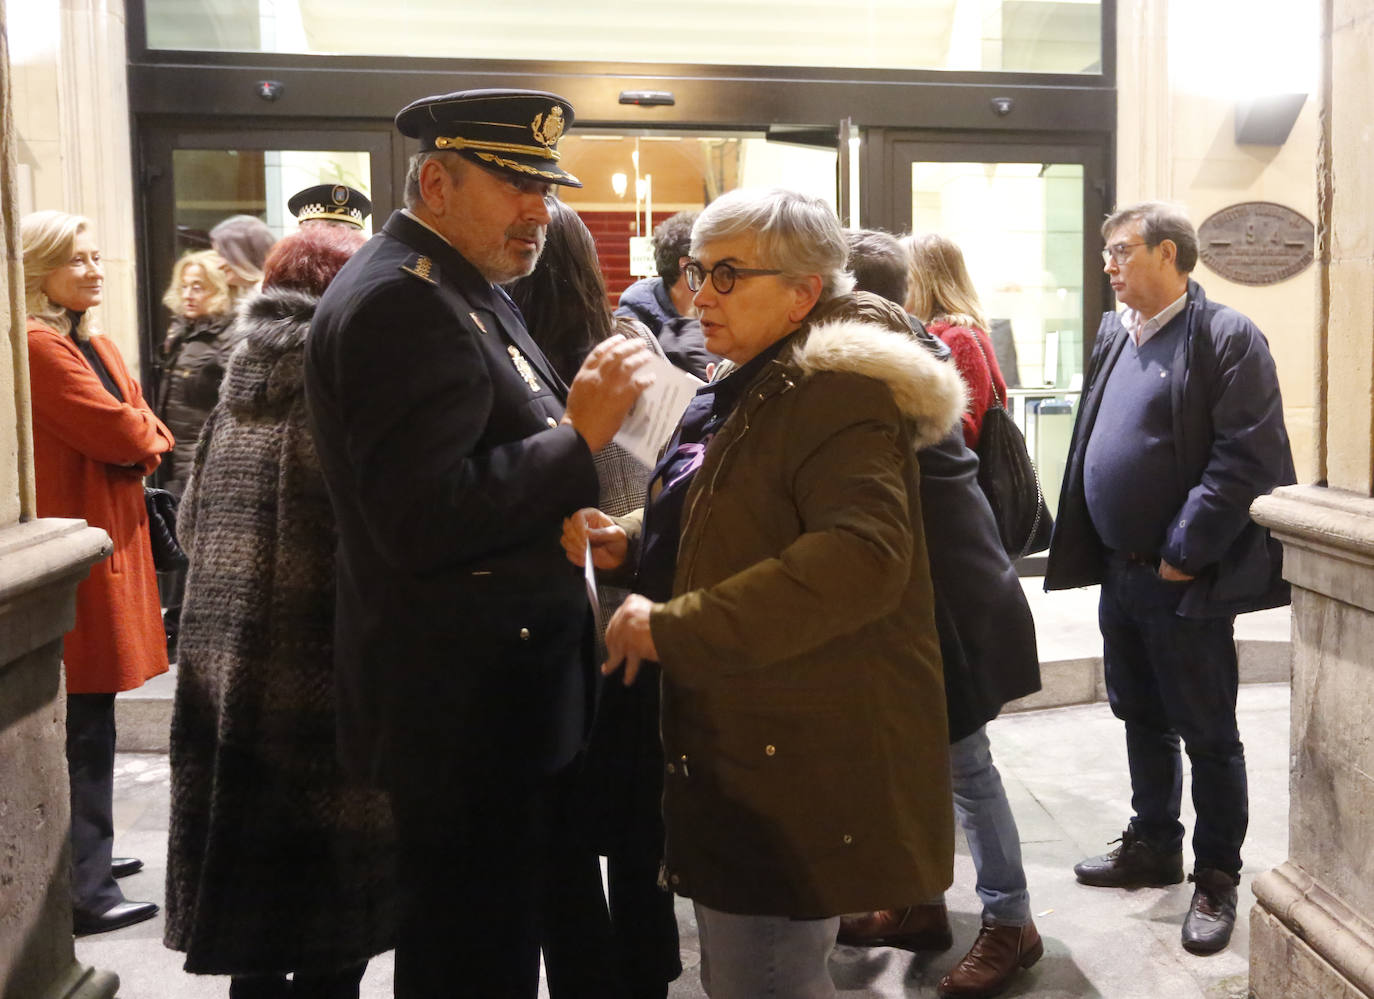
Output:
[{"xmin": 304, "ymin": 210, "xmax": 600, "ymax": 792}]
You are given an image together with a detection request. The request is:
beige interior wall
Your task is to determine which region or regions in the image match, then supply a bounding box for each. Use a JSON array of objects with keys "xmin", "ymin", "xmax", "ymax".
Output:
[
  {"xmin": 1116, "ymin": 0, "xmax": 1320, "ymax": 483},
  {"xmin": 9, "ymin": 0, "xmax": 141, "ymax": 374},
  {"xmin": 1175, "ymin": 96, "xmax": 1319, "ymax": 483}
]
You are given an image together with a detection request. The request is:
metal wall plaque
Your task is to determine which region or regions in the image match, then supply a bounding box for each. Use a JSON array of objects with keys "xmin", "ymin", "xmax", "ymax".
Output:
[{"xmin": 1198, "ymin": 202, "xmax": 1314, "ymax": 286}]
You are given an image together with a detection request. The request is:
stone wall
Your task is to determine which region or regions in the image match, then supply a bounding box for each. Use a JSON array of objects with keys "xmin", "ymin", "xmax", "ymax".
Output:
[
  {"xmin": 1, "ymin": 0, "xmax": 120, "ymax": 994},
  {"xmin": 1116, "ymin": 0, "xmax": 1320, "ymax": 482},
  {"xmin": 1247, "ymin": 1, "xmax": 1374, "ymax": 997},
  {"xmin": 8, "ymin": 0, "xmax": 141, "ymax": 373}
]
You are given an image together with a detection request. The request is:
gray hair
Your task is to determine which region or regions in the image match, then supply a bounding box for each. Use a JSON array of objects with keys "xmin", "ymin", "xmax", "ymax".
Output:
[
  {"xmin": 209, "ymin": 214, "xmax": 276, "ymax": 285},
  {"xmin": 403, "ymin": 150, "xmax": 467, "ymax": 210},
  {"xmin": 1103, "ymin": 201, "xmax": 1198, "ymax": 274},
  {"xmin": 692, "ymin": 188, "xmax": 855, "ymax": 303}
]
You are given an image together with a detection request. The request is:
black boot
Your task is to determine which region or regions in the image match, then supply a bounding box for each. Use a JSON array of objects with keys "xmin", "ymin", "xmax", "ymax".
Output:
[
  {"xmin": 1181, "ymin": 868, "xmax": 1239, "ymax": 954},
  {"xmin": 1073, "ymin": 826, "xmax": 1184, "ymax": 888}
]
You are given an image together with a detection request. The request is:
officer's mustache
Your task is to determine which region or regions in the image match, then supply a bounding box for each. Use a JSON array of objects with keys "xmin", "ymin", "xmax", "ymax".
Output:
[{"xmin": 507, "ymin": 226, "xmax": 545, "ymax": 247}]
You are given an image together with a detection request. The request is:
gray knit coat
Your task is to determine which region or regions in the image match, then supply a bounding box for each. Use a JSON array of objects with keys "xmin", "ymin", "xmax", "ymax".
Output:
[{"xmin": 164, "ymin": 287, "xmax": 396, "ymax": 975}]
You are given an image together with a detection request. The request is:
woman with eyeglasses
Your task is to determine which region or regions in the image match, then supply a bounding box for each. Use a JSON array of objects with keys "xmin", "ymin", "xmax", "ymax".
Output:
[
  {"xmin": 901, "ymin": 232, "xmax": 1009, "ymax": 450},
  {"xmin": 563, "ymin": 187, "xmax": 963, "ymax": 998},
  {"xmin": 154, "ymin": 250, "xmax": 241, "ymax": 659}
]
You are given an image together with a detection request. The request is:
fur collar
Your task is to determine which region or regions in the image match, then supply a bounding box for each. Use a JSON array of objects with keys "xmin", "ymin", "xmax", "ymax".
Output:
[
  {"xmin": 239, "ymin": 287, "xmax": 319, "ymax": 353},
  {"xmin": 220, "ymin": 288, "xmax": 318, "ymax": 415},
  {"xmin": 789, "ymin": 297, "xmax": 966, "ymax": 450}
]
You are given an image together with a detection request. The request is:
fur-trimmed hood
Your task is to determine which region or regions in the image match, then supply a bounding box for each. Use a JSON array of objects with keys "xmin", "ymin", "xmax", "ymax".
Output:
[
  {"xmin": 788, "ymin": 293, "xmax": 967, "ymax": 450},
  {"xmin": 220, "ymin": 287, "xmax": 319, "ymax": 416}
]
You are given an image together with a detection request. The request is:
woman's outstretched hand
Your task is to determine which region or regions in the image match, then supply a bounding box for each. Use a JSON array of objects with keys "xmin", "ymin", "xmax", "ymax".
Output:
[{"xmin": 603, "ymin": 594, "xmax": 659, "ymax": 686}]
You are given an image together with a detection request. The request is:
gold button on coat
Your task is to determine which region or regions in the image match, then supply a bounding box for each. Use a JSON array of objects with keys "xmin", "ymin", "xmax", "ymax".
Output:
[
  {"xmin": 519, "ymin": 627, "xmax": 530, "ymax": 640},
  {"xmin": 546, "ymin": 417, "xmax": 558, "ymax": 428},
  {"xmin": 765, "ymin": 744, "xmax": 776, "ymax": 756}
]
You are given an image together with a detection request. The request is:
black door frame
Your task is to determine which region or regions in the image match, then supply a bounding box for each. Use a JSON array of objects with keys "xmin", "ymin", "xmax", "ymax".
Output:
[
  {"xmin": 125, "ymin": 1, "xmax": 1117, "ymax": 378},
  {"xmin": 861, "ymin": 127, "xmax": 1114, "ymax": 336},
  {"xmin": 134, "ymin": 119, "xmax": 407, "ymax": 374}
]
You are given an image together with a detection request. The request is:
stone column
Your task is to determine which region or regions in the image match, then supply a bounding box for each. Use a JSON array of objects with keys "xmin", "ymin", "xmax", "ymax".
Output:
[
  {"xmin": 1247, "ymin": 2, "xmax": 1374, "ymax": 997},
  {"xmin": 54, "ymin": 0, "xmax": 139, "ymax": 372},
  {"xmin": 1250, "ymin": 487, "xmax": 1374, "ymax": 998},
  {"xmin": 1113, "ymin": 0, "xmax": 1172, "ymax": 205},
  {"xmin": 0, "ymin": 1, "xmax": 120, "ymax": 995}
]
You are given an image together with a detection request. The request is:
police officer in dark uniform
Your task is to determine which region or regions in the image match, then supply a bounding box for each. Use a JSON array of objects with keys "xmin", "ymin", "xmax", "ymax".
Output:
[
  {"xmin": 288, "ymin": 182, "xmax": 372, "ymax": 229},
  {"xmin": 304, "ymin": 88, "xmax": 651, "ymax": 999}
]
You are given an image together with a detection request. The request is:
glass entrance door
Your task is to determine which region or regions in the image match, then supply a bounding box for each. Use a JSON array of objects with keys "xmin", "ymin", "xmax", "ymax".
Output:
[
  {"xmin": 867, "ymin": 133, "xmax": 1109, "ymax": 520},
  {"xmin": 137, "ymin": 124, "xmax": 400, "ymax": 377}
]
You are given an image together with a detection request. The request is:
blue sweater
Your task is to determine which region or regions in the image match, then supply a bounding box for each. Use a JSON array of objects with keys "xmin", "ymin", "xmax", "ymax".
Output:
[{"xmin": 1083, "ymin": 318, "xmax": 1187, "ymax": 555}]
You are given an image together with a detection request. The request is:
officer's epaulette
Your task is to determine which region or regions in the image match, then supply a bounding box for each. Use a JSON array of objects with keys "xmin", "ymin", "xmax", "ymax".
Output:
[{"xmin": 400, "ymin": 253, "xmax": 438, "ymax": 285}]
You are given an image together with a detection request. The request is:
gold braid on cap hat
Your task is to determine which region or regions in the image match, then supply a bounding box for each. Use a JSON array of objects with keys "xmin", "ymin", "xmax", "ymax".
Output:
[
  {"xmin": 432, "ymin": 135, "xmax": 561, "ymax": 160},
  {"xmin": 432, "ymin": 106, "xmax": 566, "ymax": 159}
]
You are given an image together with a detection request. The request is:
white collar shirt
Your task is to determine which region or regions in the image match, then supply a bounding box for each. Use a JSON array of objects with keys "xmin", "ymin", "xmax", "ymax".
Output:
[{"xmin": 1122, "ymin": 290, "xmax": 1188, "ymax": 347}]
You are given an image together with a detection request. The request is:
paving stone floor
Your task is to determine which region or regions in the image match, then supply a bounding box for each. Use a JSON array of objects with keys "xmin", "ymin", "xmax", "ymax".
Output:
[{"xmin": 78, "ymin": 682, "xmax": 1289, "ymax": 998}]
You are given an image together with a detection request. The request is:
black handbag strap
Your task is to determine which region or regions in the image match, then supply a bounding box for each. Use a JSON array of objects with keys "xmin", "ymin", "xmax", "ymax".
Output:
[
  {"xmin": 962, "ymin": 330, "xmax": 1051, "ymax": 558},
  {"xmin": 963, "ymin": 327, "xmax": 1006, "ymax": 412}
]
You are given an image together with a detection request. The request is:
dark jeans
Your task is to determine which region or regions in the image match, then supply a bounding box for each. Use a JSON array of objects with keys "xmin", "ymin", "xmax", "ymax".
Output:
[
  {"xmin": 1098, "ymin": 557, "xmax": 1248, "ymax": 875},
  {"xmin": 66, "ymin": 692, "xmax": 124, "ymax": 916}
]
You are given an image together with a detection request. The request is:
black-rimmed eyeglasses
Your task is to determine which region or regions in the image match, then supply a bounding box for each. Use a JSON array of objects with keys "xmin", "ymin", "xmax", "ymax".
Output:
[{"xmin": 681, "ymin": 257, "xmax": 783, "ymax": 294}]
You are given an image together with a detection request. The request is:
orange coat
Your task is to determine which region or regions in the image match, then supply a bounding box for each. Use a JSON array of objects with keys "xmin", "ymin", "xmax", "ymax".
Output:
[{"xmin": 28, "ymin": 318, "xmax": 174, "ymax": 693}]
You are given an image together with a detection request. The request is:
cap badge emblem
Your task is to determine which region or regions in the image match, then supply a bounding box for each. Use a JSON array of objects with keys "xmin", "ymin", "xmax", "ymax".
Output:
[
  {"xmin": 508, "ymin": 345, "xmax": 542, "ymax": 393},
  {"xmin": 531, "ymin": 106, "xmax": 566, "ymax": 149},
  {"xmin": 330, "ymin": 184, "xmax": 348, "ymax": 206}
]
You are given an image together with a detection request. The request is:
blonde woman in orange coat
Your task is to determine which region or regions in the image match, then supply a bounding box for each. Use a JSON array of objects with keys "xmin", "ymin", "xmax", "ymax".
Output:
[{"xmin": 23, "ymin": 210, "xmax": 173, "ymax": 936}]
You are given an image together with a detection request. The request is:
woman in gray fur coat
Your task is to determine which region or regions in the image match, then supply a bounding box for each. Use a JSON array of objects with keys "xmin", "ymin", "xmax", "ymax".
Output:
[{"xmin": 165, "ymin": 225, "xmax": 396, "ymax": 999}]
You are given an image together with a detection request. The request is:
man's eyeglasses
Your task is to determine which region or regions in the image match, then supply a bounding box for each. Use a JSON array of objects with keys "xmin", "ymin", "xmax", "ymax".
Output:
[
  {"xmin": 681, "ymin": 257, "xmax": 783, "ymax": 294},
  {"xmin": 1102, "ymin": 241, "xmax": 1148, "ymax": 265}
]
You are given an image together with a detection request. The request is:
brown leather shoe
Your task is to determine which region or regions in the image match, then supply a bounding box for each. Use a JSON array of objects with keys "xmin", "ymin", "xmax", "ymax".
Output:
[
  {"xmin": 836, "ymin": 903, "xmax": 953, "ymax": 952},
  {"xmin": 938, "ymin": 919, "xmax": 1044, "ymax": 999}
]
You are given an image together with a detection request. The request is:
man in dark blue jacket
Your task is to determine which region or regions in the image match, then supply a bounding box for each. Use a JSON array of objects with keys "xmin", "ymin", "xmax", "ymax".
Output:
[
  {"xmin": 305, "ymin": 88, "xmax": 649, "ymax": 998},
  {"xmin": 615, "ymin": 209, "xmax": 719, "ymax": 379},
  {"xmin": 1046, "ymin": 201, "xmax": 1294, "ymax": 955}
]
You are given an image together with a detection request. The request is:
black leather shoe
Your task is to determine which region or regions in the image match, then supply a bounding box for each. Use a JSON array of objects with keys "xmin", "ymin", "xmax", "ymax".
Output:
[
  {"xmin": 1074, "ymin": 827, "xmax": 1184, "ymax": 888},
  {"xmin": 73, "ymin": 900, "xmax": 159, "ymax": 936},
  {"xmin": 1182, "ymin": 869, "xmax": 1238, "ymax": 954},
  {"xmin": 111, "ymin": 857, "xmax": 143, "ymax": 879}
]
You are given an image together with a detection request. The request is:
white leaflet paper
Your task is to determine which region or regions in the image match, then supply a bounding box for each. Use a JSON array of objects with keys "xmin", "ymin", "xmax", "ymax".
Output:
[
  {"xmin": 584, "ymin": 536, "xmax": 602, "ymax": 635},
  {"xmin": 613, "ymin": 354, "xmax": 704, "ymax": 467}
]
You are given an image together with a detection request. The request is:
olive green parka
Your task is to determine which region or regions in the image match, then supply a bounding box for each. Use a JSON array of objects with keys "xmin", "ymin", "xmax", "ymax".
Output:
[{"xmin": 648, "ymin": 292, "xmax": 966, "ymax": 918}]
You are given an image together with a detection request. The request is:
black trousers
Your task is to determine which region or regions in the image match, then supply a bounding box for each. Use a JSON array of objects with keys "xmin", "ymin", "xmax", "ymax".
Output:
[
  {"xmin": 388, "ymin": 762, "xmax": 625, "ymax": 999},
  {"xmin": 229, "ymin": 962, "xmax": 368, "ymax": 999},
  {"xmin": 66, "ymin": 692, "xmax": 124, "ymax": 915}
]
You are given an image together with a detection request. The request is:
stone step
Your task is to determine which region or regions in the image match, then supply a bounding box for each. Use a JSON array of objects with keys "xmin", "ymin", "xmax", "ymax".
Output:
[{"xmin": 115, "ymin": 586, "xmax": 1292, "ymax": 753}]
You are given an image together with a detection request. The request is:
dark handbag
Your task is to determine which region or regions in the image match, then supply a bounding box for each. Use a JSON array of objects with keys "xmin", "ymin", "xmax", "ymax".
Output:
[
  {"xmin": 144, "ymin": 486, "xmax": 188, "ymax": 571},
  {"xmin": 968, "ymin": 335, "xmax": 1054, "ymax": 559}
]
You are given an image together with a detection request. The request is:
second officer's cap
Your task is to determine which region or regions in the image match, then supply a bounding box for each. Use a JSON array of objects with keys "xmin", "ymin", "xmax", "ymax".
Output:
[
  {"xmin": 394, "ymin": 88, "xmax": 582, "ymax": 188},
  {"xmin": 288, "ymin": 184, "xmax": 372, "ymax": 228}
]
